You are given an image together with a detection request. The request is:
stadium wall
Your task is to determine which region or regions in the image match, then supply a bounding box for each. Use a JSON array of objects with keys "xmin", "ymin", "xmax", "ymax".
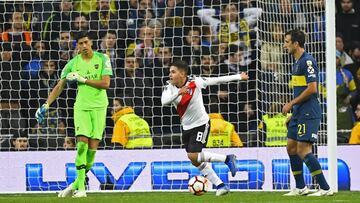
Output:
[{"xmin": 0, "ymin": 146, "xmax": 357, "ymax": 192}]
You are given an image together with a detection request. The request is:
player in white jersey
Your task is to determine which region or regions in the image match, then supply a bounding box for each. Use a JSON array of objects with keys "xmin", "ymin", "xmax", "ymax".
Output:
[{"xmin": 161, "ymin": 61, "xmax": 249, "ymax": 196}]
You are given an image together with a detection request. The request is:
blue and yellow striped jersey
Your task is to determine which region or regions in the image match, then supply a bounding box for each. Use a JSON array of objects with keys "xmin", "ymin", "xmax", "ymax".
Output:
[{"xmin": 291, "ymin": 51, "xmax": 321, "ymax": 119}]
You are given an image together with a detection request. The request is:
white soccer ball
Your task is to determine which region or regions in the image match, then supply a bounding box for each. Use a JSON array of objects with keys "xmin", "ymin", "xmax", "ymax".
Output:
[{"xmin": 188, "ymin": 176, "xmax": 208, "ymax": 196}]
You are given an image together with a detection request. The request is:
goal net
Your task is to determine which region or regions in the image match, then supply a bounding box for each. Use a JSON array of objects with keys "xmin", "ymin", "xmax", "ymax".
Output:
[{"xmin": 0, "ymin": 0, "xmax": 336, "ymax": 193}]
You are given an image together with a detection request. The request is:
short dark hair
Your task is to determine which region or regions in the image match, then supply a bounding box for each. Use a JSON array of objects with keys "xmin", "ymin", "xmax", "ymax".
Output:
[
  {"xmin": 170, "ymin": 60, "xmax": 189, "ymax": 75},
  {"xmin": 285, "ymin": 29, "xmax": 306, "ymax": 48},
  {"xmin": 74, "ymin": 31, "xmax": 91, "ymax": 42}
]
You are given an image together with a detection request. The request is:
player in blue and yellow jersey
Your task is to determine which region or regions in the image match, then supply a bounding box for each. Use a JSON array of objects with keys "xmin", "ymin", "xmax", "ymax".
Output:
[{"xmin": 282, "ymin": 29, "xmax": 333, "ymax": 196}]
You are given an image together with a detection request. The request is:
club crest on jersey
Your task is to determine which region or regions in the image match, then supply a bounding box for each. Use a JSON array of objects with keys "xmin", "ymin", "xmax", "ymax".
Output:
[
  {"xmin": 187, "ymin": 88, "xmax": 193, "ymax": 96},
  {"xmin": 94, "ymin": 64, "xmax": 99, "ymax": 69}
]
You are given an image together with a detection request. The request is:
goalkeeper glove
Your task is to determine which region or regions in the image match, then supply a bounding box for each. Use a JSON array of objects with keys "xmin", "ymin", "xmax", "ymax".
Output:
[
  {"xmin": 66, "ymin": 72, "xmax": 87, "ymax": 83},
  {"xmin": 35, "ymin": 103, "xmax": 49, "ymax": 124}
]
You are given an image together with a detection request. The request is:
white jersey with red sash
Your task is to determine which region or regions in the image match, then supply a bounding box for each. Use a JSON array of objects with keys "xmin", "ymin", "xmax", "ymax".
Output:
[{"xmin": 162, "ymin": 76, "xmax": 209, "ymax": 130}]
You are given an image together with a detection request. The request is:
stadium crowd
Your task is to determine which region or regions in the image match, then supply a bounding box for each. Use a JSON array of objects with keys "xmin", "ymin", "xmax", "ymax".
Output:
[{"xmin": 0, "ymin": 0, "xmax": 359, "ymax": 151}]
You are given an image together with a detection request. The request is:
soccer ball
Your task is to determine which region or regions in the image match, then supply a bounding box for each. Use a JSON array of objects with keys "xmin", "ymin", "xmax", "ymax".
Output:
[{"xmin": 188, "ymin": 176, "xmax": 208, "ymax": 196}]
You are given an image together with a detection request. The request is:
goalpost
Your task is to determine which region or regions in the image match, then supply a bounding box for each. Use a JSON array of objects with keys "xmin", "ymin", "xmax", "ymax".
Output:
[{"xmin": 0, "ymin": 0, "xmax": 338, "ymax": 193}]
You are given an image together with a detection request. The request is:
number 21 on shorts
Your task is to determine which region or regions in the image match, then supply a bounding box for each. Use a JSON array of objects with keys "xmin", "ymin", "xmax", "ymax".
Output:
[{"xmin": 297, "ymin": 123, "xmax": 306, "ymax": 136}]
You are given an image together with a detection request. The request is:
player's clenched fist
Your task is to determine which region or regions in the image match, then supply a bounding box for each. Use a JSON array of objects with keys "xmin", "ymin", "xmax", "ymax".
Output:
[
  {"xmin": 240, "ymin": 72, "xmax": 249, "ymax": 80},
  {"xmin": 66, "ymin": 72, "xmax": 87, "ymax": 83}
]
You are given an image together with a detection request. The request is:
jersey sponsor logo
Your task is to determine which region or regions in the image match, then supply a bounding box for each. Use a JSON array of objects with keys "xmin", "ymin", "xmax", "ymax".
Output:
[
  {"xmin": 306, "ymin": 60, "xmax": 313, "ymax": 66},
  {"xmin": 177, "ymin": 81, "xmax": 196, "ymax": 119},
  {"xmin": 307, "ymin": 66, "xmax": 314, "ymax": 74},
  {"xmin": 306, "ymin": 60, "xmax": 316, "ymax": 77}
]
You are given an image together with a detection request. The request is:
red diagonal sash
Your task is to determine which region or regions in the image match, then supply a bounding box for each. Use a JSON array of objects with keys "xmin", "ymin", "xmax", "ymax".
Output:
[{"xmin": 177, "ymin": 81, "xmax": 196, "ymax": 119}]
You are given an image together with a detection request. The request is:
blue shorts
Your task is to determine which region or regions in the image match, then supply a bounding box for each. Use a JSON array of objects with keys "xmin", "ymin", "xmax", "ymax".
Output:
[{"xmin": 287, "ymin": 117, "xmax": 320, "ymax": 143}]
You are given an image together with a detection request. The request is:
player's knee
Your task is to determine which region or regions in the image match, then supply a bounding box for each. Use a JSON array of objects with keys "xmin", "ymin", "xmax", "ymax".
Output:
[
  {"xmin": 286, "ymin": 144, "xmax": 297, "ymax": 155},
  {"xmin": 187, "ymin": 153, "xmax": 199, "ymax": 163}
]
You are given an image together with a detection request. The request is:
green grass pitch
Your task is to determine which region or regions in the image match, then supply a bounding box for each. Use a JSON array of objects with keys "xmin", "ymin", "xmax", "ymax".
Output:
[{"xmin": 1, "ymin": 191, "xmax": 360, "ymax": 203}]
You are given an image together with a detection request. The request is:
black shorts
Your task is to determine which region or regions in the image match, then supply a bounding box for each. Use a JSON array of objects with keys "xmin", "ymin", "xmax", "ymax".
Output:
[{"xmin": 182, "ymin": 122, "xmax": 210, "ymax": 153}]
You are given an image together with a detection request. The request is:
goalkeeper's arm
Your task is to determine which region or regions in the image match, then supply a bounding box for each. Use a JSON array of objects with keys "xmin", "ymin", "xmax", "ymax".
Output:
[
  {"xmin": 36, "ymin": 79, "xmax": 66, "ymax": 124},
  {"xmin": 45, "ymin": 79, "xmax": 67, "ymax": 106},
  {"xmin": 204, "ymin": 72, "xmax": 249, "ymax": 86}
]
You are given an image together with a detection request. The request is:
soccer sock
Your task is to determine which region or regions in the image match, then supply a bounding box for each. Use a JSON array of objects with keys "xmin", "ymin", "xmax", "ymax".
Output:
[
  {"xmin": 86, "ymin": 149, "xmax": 97, "ymax": 172},
  {"xmin": 197, "ymin": 162, "xmax": 223, "ymax": 187},
  {"xmin": 303, "ymin": 153, "xmax": 330, "ymax": 190},
  {"xmin": 72, "ymin": 141, "xmax": 88, "ymax": 191},
  {"xmin": 289, "ymin": 155, "xmax": 305, "ymax": 189},
  {"xmin": 197, "ymin": 152, "xmax": 226, "ymax": 163}
]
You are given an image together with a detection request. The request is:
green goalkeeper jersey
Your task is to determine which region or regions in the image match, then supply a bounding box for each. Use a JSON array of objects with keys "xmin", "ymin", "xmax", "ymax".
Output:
[{"xmin": 61, "ymin": 52, "xmax": 113, "ymax": 110}]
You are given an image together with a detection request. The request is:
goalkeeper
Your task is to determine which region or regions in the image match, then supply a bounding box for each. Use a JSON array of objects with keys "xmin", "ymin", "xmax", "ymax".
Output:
[{"xmin": 35, "ymin": 31, "xmax": 112, "ymax": 198}]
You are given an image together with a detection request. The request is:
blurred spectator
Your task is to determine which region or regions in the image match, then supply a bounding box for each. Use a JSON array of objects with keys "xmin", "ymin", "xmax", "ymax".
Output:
[
  {"xmin": 199, "ymin": 51, "xmax": 221, "ymax": 112},
  {"xmin": 206, "ymin": 102, "xmax": 243, "ymax": 148},
  {"xmin": 148, "ymin": 19, "xmax": 163, "ymax": 48},
  {"xmin": 200, "ymin": 52, "xmax": 219, "ymax": 77},
  {"xmin": 111, "ymin": 98, "xmax": 153, "ymax": 149},
  {"xmin": 72, "ymin": 14, "xmax": 92, "ymax": 39},
  {"xmin": 55, "ymin": 31, "xmax": 76, "ymax": 68},
  {"xmin": 97, "ymin": 30, "xmax": 124, "ymax": 105},
  {"xmin": 260, "ymin": 23, "xmax": 285, "ymax": 103},
  {"xmin": 239, "ymin": 103, "xmax": 257, "ymax": 133},
  {"xmin": 262, "ymin": 0, "xmax": 305, "ymax": 31},
  {"xmin": 219, "ymin": 44, "xmax": 245, "ymax": 74},
  {"xmin": 182, "ymin": 27, "xmax": 202, "ymax": 69},
  {"xmin": 260, "ymin": 23, "xmax": 283, "ymax": 73},
  {"xmin": 74, "ymin": 0, "xmax": 117, "ymax": 15},
  {"xmin": 159, "ymin": 0, "xmax": 200, "ymax": 53},
  {"xmin": 347, "ymin": 44, "xmax": 360, "ymax": 76},
  {"xmin": 307, "ymin": 0, "xmax": 326, "ymax": 42},
  {"xmin": 23, "ymin": 41, "xmax": 47, "ymax": 79},
  {"xmin": 349, "ymin": 103, "xmax": 360, "ymax": 144},
  {"xmin": 201, "ymin": 26, "xmax": 217, "ymax": 48},
  {"xmin": 20, "ymin": 2, "xmax": 47, "ymax": 41},
  {"xmin": 63, "ymin": 136, "xmax": 75, "ymax": 150},
  {"xmin": 336, "ymin": 50, "xmax": 357, "ymax": 143},
  {"xmin": 197, "ymin": 1, "xmax": 261, "ymax": 46},
  {"xmin": 151, "ymin": 45, "xmax": 175, "ymax": 135},
  {"xmin": 0, "ymin": 42, "xmax": 26, "ymax": 135},
  {"xmin": 41, "ymin": 0, "xmax": 76, "ymax": 41},
  {"xmin": 127, "ymin": 24, "xmax": 155, "ymax": 67},
  {"xmin": 89, "ymin": 0, "xmax": 125, "ymax": 40},
  {"xmin": 0, "ymin": 11, "xmax": 32, "ymax": 60},
  {"xmin": 353, "ymin": 68, "xmax": 360, "ymax": 107},
  {"xmin": 336, "ymin": 0, "xmax": 360, "ymax": 44},
  {"xmin": 351, "ymin": 44, "xmax": 360, "ymax": 65},
  {"xmin": 336, "ymin": 33, "xmax": 354, "ymax": 67},
  {"xmin": 116, "ymin": 54, "xmax": 153, "ymax": 120},
  {"xmin": 153, "ymin": 45, "xmax": 172, "ymax": 82},
  {"xmin": 126, "ymin": 0, "xmax": 154, "ymax": 41},
  {"xmin": 11, "ymin": 130, "xmax": 29, "ymax": 151},
  {"xmin": 97, "ymin": 30, "xmax": 122, "ymax": 71},
  {"xmin": 259, "ymin": 103, "xmax": 290, "ymax": 146}
]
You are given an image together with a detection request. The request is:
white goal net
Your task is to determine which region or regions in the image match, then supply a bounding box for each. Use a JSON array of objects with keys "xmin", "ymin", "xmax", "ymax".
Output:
[{"xmin": 0, "ymin": 0, "xmax": 337, "ymax": 193}]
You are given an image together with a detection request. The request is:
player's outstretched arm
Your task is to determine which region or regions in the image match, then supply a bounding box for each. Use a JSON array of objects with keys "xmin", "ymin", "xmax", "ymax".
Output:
[{"xmin": 204, "ymin": 72, "xmax": 249, "ymax": 86}]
